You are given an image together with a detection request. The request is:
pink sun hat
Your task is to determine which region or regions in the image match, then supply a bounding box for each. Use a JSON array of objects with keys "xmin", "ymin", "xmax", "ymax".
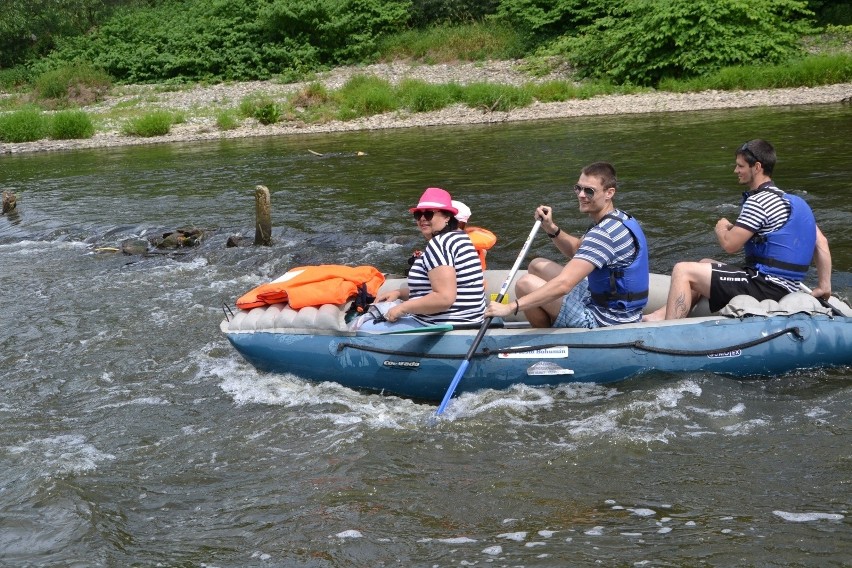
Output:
[{"xmin": 409, "ymin": 187, "xmax": 458, "ymax": 215}]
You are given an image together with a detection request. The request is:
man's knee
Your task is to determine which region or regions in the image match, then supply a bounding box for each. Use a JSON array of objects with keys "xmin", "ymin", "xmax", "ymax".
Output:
[
  {"xmin": 671, "ymin": 261, "xmax": 712, "ymax": 294},
  {"xmin": 527, "ymin": 257, "xmax": 551, "ymax": 277},
  {"xmin": 515, "ymin": 274, "xmax": 537, "ymax": 296}
]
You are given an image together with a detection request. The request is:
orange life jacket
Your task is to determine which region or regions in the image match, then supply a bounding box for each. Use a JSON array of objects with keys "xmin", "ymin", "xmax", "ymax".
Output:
[
  {"xmin": 466, "ymin": 226, "xmax": 497, "ymax": 270},
  {"xmin": 236, "ymin": 265, "xmax": 385, "ymax": 310}
]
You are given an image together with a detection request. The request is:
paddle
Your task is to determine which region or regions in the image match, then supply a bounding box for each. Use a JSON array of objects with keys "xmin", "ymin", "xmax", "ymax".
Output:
[
  {"xmin": 435, "ymin": 219, "xmax": 543, "ymax": 415},
  {"xmin": 799, "ymin": 282, "xmax": 845, "ymax": 317}
]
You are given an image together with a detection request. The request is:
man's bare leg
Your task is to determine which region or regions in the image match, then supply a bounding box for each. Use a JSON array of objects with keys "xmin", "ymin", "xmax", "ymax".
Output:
[
  {"xmin": 643, "ymin": 259, "xmax": 715, "ymax": 322},
  {"xmin": 515, "ymin": 273, "xmax": 553, "ymax": 327},
  {"xmin": 665, "ymin": 261, "xmax": 712, "ymax": 320}
]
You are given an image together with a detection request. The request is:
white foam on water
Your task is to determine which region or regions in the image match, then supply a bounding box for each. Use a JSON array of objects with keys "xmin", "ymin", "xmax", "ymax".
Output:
[
  {"xmin": 722, "ymin": 418, "xmax": 769, "ymax": 435},
  {"xmin": 334, "ymin": 529, "xmax": 363, "ymax": 539},
  {"xmin": 688, "ymin": 401, "xmax": 746, "ymax": 418},
  {"xmin": 525, "ymin": 542, "xmax": 546, "ymax": 547},
  {"xmin": 8, "ymin": 434, "xmax": 115, "ymax": 476},
  {"xmin": 805, "ymin": 406, "xmax": 830, "ymax": 418},
  {"xmin": 584, "ymin": 526, "xmax": 605, "ymax": 536},
  {"xmin": 497, "ymin": 531, "xmax": 527, "ymax": 541},
  {"xmin": 0, "ymin": 240, "xmax": 89, "ymax": 254},
  {"xmin": 481, "ymin": 545, "xmax": 502, "ymax": 556},
  {"xmin": 538, "ymin": 530, "xmax": 556, "ymax": 537},
  {"xmin": 773, "ymin": 511, "xmax": 844, "ymax": 522},
  {"xmin": 628, "ymin": 508, "xmax": 657, "ymax": 517},
  {"xmin": 100, "ymin": 396, "xmax": 170, "ymax": 409},
  {"xmin": 205, "ymin": 351, "xmax": 434, "ymax": 430},
  {"xmin": 437, "ymin": 537, "xmax": 477, "ymax": 544}
]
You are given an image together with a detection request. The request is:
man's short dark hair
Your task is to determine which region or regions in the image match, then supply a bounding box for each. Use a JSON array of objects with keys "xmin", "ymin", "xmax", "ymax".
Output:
[
  {"xmin": 581, "ymin": 162, "xmax": 618, "ymax": 191},
  {"xmin": 736, "ymin": 139, "xmax": 776, "ymax": 175}
]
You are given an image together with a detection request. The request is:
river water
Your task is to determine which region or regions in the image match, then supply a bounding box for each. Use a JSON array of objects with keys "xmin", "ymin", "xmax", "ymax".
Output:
[{"xmin": 1, "ymin": 104, "xmax": 850, "ymax": 566}]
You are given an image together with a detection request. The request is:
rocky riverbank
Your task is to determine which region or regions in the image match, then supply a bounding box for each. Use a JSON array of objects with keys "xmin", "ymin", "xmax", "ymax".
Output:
[{"xmin": 2, "ymin": 60, "xmax": 851, "ymax": 154}]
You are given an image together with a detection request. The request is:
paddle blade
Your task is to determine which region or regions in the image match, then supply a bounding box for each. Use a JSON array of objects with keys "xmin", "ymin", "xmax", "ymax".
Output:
[{"xmin": 436, "ymin": 359, "xmax": 470, "ymax": 415}]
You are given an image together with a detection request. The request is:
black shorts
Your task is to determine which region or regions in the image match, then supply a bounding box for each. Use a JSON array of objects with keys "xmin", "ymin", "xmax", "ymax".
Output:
[{"xmin": 708, "ymin": 263, "xmax": 790, "ymax": 312}]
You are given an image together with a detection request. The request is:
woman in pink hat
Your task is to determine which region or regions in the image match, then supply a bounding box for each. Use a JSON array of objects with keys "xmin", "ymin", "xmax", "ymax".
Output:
[{"xmin": 357, "ymin": 187, "xmax": 486, "ymax": 331}]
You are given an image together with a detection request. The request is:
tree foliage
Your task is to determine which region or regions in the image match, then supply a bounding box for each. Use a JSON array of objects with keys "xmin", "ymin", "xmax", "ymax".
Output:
[
  {"xmin": 493, "ymin": 0, "xmax": 608, "ymax": 44},
  {"xmin": 31, "ymin": 0, "xmax": 410, "ymax": 82},
  {"xmin": 0, "ymin": 0, "xmax": 135, "ymax": 69},
  {"xmin": 561, "ymin": 0, "xmax": 815, "ymax": 85},
  {"xmin": 4, "ymin": 0, "xmax": 836, "ymax": 87}
]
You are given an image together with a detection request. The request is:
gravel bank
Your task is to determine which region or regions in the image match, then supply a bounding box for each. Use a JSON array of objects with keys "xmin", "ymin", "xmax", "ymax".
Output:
[{"xmin": 2, "ymin": 60, "xmax": 850, "ymax": 154}]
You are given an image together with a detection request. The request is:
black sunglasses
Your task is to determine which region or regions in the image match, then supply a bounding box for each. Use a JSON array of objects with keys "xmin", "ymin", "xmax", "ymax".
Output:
[
  {"xmin": 739, "ymin": 142, "xmax": 760, "ymax": 165},
  {"xmin": 413, "ymin": 210, "xmax": 436, "ymax": 221},
  {"xmin": 573, "ymin": 184, "xmax": 598, "ymax": 198}
]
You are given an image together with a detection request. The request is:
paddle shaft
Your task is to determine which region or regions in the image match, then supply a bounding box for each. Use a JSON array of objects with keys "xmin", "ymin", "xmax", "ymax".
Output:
[
  {"xmin": 435, "ymin": 220, "xmax": 543, "ymax": 415},
  {"xmin": 799, "ymin": 282, "xmax": 845, "ymax": 317}
]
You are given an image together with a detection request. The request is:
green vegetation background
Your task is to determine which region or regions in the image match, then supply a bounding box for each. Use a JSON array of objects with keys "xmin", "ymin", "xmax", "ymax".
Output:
[{"xmin": 1, "ymin": 0, "xmax": 850, "ymax": 143}]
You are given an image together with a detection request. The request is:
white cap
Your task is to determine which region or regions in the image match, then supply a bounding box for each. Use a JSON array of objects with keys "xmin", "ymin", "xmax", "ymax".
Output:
[{"xmin": 451, "ymin": 200, "xmax": 471, "ymax": 223}]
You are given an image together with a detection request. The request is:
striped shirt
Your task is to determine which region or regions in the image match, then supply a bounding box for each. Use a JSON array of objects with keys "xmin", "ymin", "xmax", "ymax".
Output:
[
  {"xmin": 734, "ymin": 185, "xmax": 799, "ymax": 293},
  {"xmin": 574, "ymin": 210, "xmax": 643, "ymax": 326},
  {"xmin": 407, "ymin": 230, "xmax": 486, "ymax": 325}
]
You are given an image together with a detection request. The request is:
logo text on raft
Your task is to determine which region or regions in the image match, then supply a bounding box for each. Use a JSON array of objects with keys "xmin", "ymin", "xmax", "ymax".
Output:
[
  {"xmin": 707, "ymin": 350, "xmax": 742, "ymax": 358},
  {"xmin": 383, "ymin": 360, "xmax": 420, "ymax": 369}
]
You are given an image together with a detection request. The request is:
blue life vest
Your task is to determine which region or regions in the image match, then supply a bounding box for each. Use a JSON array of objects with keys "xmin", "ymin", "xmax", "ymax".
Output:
[
  {"xmin": 743, "ymin": 188, "xmax": 816, "ymax": 281},
  {"xmin": 587, "ymin": 212, "xmax": 650, "ymax": 311}
]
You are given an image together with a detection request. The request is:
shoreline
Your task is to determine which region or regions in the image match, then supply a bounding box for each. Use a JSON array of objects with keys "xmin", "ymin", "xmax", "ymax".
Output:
[{"xmin": 2, "ymin": 60, "xmax": 850, "ymax": 155}]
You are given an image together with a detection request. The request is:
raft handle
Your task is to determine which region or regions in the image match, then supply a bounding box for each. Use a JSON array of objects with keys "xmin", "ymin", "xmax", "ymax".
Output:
[{"xmin": 222, "ymin": 302, "xmax": 235, "ymax": 322}]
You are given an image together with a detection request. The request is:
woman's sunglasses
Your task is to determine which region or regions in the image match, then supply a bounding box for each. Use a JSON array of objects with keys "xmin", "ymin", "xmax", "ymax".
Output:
[
  {"xmin": 412, "ymin": 210, "xmax": 436, "ymax": 221},
  {"xmin": 573, "ymin": 184, "xmax": 598, "ymax": 198}
]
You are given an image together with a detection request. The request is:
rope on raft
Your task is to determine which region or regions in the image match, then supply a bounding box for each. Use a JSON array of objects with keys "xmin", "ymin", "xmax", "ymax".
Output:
[{"xmin": 336, "ymin": 327, "xmax": 803, "ymax": 359}]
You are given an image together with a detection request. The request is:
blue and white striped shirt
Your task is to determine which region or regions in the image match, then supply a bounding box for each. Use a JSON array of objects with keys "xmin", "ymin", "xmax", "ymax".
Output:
[
  {"xmin": 574, "ymin": 210, "xmax": 643, "ymax": 326},
  {"xmin": 735, "ymin": 186, "xmax": 799, "ymax": 293},
  {"xmin": 407, "ymin": 230, "xmax": 486, "ymax": 325}
]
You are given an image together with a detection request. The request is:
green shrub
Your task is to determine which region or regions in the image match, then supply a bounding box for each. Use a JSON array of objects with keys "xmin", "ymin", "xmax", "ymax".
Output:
[
  {"xmin": 0, "ymin": 67, "xmax": 32, "ymax": 90},
  {"xmin": 35, "ymin": 0, "xmax": 411, "ymax": 83},
  {"xmin": 254, "ymin": 101, "xmax": 281, "ymax": 124},
  {"xmin": 216, "ymin": 110, "xmax": 240, "ymax": 130},
  {"xmin": 379, "ymin": 22, "xmax": 525, "ymax": 62},
  {"xmin": 563, "ymin": 0, "xmax": 816, "ymax": 86},
  {"xmin": 397, "ymin": 79, "xmax": 460, "ymax": 112},
  {"xmin": 336, "ymin": 75, "xmax": 398, "ymax": 120},
  {"xmin": 32, "ymin": 63, "xmax": 112, "ymax": 105},
  {"xmin": 238, "ymin": 93, "xmax": 282, "ymax": 123},
  {"xmin": 0, "ymin": 108, "xmax": 48, "ymax": 142},
  {"xmin": 122, "ymin": 111, "xmax": 173, "ymax": 137},
  {"xmin": 408, "ymin": 0, "xmax": 500, "ymax": 28},
  {"xmin": 460, "ymin": 82, "xmax": 533, "ymax": 111},
  {"xmin": 660, "ymin": 52, "xmax": 852, "ymax": 91},
  {"xmin": 49, "ymin": 110, "xmax": 95, "ymax": 139},
  {"xmin": 493, "ymin": 0, "xmax": 609, "ymax": 45}
]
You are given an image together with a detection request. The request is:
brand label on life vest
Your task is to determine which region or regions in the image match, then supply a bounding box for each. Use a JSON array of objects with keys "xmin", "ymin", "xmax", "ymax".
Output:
[
  {"xmin": 383, "ymin": 360, "xmax": 420, "ymax": 369},
  {"xmin": 498, "ymin": 346, "xmax": 569, "ymax": 359},
  {"xmin": 707, "ymin": 350, "xmax": 742, "ymax": 358}
]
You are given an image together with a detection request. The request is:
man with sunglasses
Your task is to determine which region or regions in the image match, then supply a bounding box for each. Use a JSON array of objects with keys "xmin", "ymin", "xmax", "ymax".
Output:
[
  {"xmin": 645, "ymin": 138, "xmax": 832, "ymax": 321},
  {"xmin": 486, "ymin": 161, "xmax": 649, "ymax": 328}
]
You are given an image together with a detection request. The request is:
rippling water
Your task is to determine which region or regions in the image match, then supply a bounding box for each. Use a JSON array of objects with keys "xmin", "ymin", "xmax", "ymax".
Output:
[{"xmin": 1, "ymin": 104, "xmax": 850, "ymax": 566}]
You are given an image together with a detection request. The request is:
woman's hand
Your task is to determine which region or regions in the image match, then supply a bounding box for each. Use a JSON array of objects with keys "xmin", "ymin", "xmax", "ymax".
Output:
[
  {"xmin": 376, "ymin": 289, "xmax": 402, "ymax": 303},
  {"xmin": 385, "ymin": 303, "xmax": 406, "ymax": 322}
]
